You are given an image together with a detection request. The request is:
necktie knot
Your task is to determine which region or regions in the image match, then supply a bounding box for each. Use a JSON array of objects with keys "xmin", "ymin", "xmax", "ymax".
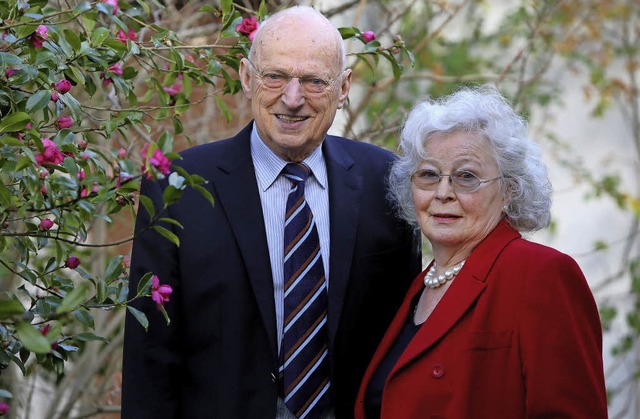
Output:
[{"xmin": 283, "ymin": 162, "xmax": 311, "ymax": 184}]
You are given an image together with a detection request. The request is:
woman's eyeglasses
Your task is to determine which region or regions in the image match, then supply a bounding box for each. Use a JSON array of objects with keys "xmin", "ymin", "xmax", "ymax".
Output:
[
  {"xmin": 246, "ymin": 59, "xmax": 343, "ymax": 95},
  {"xmin": 411, "ymin": 169, "xmax": 503, "ymax": 193}
]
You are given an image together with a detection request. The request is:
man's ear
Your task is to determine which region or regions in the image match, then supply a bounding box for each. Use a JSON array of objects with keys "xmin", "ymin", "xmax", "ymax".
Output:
[
  {"xmin": 239, "ymin": 58, "xmax": 253, "ymax": 100},
  {"xmin": 337, "ymin": 68, "xmax": 352, "ymax": 109}
]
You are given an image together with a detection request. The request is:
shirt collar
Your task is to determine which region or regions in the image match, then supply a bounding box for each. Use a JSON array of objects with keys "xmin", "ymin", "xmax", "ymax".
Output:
[{"xmin": 250, "ymin": 123, "xmax": 328, "ymax": 191}]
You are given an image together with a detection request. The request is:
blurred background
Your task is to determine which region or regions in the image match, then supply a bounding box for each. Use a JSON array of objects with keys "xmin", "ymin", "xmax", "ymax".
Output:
[{"xmin": 2, "ymin": 0, "xmax": 639, "ymax": 417}]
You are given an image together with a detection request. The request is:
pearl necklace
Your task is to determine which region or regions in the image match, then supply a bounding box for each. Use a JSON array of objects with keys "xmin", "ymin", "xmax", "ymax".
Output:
[{"xmin": 423, "ymin": 260, "xmax": 466, "ymax": 288}]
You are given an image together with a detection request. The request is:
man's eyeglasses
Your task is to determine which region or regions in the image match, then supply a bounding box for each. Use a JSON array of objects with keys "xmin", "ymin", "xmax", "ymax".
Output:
[
  {"xmin": 246, "ymin": 59, "xmax": 344, "ymax": 95},
  {"xmin": 411, "ymin": 169, "xmax": 503, "ymax": 193}
]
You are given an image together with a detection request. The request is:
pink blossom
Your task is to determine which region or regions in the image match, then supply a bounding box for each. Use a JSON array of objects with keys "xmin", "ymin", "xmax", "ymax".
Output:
[
  {"xmin": 0, "ymin": 402, "xmax": 8, "ymax": 416},
  {"xmin": 117, "ymin": 28, "xmax": 136, "ymax": 43},
  {"xmin": 102, "ymin": 0, "xmax": 118, "ymax": 14},
  {"xmin": 117, "ymin": 147, "xmax": 127, "ymax": 158},
  {"xmin": 35, "ymin": 138, "xmax": 65, "ymax": 166},
  {"xmin": 151, "ymin": 275, "xmax": 172, "ymax": 307},
  {"xmin": 78, "ymin": 139, "xmax": 88, "ymax": 150},
  {"xmin": 30, "ymin": 25, "xmax": 48, "ymax": 48},
  {"xmin": 41, "ymin": 184, "xmax": 48, "ymax": 195},
  {"xmin": 51, "ymin": 91, "xmax": 59, "ymax": 102},
  {"xmin": 39, "ymin": 218, "xmax": 54, "ymax": 231},
  {"xmin": 361, "ymin": 31, "xmax": 376, "ymax": 43},
  {"xmin": 35, "ymin": 25, "xmax": 48, "ymax": 38},
  {"xmin": 56, "ymin": 115, "xmax": 73, "ymax": 129},
  {"xmin": 236, "ymin": 16, "xmax": 259, "ymax": 41},
  {"xmin": 77, "ymin": 170, "xmax": 85, "ymax": 181},
  {"xmin": 101, "ymin": 62, "xmax": 123, "ymax": 86},
  {"xmin": 64, "ymin": 256, "xmax": 81, "ymax": 269},
  {"xmin": 163, "ymin": 82, "xmax": 182, "ymax": 97},
  {"xmin": 5, "ymin": 68, "xmax": 17, "ymax": 78},
  {"xmin": 53, "ymin": 79, "xmax": 72, "ymax": 94},
  {"xmin": 141, "ymin": 144, "xmax": 171, "ymax": 179}
]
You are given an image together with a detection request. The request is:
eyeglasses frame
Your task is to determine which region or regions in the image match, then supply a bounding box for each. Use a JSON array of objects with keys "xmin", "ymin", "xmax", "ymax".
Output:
[
  {"xmin": 245, "ymin": 58, "xmax": 345, "ymax": 95},
  {"xmin": 410, "ymin": 169, "xmax": 504, "ymax": 194}
]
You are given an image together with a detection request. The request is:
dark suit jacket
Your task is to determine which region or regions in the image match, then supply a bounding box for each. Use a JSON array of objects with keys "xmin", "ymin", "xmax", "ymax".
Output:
[
  {"xmin": 122, "ymin": 123, "xmax": 422, "ymax": 418},
  {"xmin": 355, "ymin": 220, "xmax": 608, "ymax": 419}
]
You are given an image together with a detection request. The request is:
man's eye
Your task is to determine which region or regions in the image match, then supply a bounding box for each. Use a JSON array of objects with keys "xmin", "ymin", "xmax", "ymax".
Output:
[
  {"xmin": 305, "ymin": 78, "xmax": 327, "ymax": 86},
  {"xmin": 264, "ymin": 73, "xmax": 286, "ymax": 81}
]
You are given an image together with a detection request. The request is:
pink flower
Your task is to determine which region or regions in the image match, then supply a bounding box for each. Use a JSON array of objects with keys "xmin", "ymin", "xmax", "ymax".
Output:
[
  {"xmin": 5, "ymin": 68, "xmax": 17, "ymax": 78},
  {"xmin": 361, "ymin": 31, "xmax": 376, "ymax": 43},
  {"xmin": 0, "ymin": 402, "xmax": 8, "ymax": 416},
  {"xmin": 78, "ymin": 139, "xmax": 88, "ymax": 150},
  {"xmin": 141, "ymin": 144, "xmax": 171, "ymax": 180},
  {"xmin": 56, "ymin": 115, "xmax": 73, "ymax": 129},
  {"xmin": 117, "ymin": 28, "xmax": 136, "ymax": 43},
  {"xmin": 30, "ymin": 25, "xmax": 47, "ymax": 48},
  {"xmin": 51, "ymin": 91, "xmax": 59, "ymax": 102},
  {"xmin": 236, "ymin": 16, "xmax": 259, "ymax": 41},
  {"xmin": 117, "ymin": 147, "xmax": 127, "ymax": 158},
  {"xmin": 151, "ymin": 275, "xmax": 172, "ymax": 307},
  {"xmin": 39, "ymin": 218, "xmax": 54, "ymax": 231},
  {"xmin": 101, "ymin": 62, "xmax": 123, "ymax": 86},
  {"xmin": 35, "ymin": 25, "xmax": 48, "ymax": 38},
  {"xmin": 77, "ymin": 170, "xmax": 85, "ymax": 181},
  {"xmin": 163, "ymin": 82, "xmax": 182, "ymax": 96},
  {"xmin": 64, "ymin": 256, "xmax": 81, "ymax": 269},
  {"xmin": 41, "ymin": 184, "xmax": 48, "ymax": 195},
  {"xmin": 35, "ymin": 138, "xmax": 65, "ymax": 166},
  {"xmin": 102, "ymin": 0, "xmax": 118, "ymax": 14},
  {"xmin": 53, "ymin": 79, "xmax": 72, "ymax": 94}
]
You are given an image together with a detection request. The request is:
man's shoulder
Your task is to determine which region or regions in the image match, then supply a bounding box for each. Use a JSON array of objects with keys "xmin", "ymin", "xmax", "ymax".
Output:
[{"xmin": 325, "ymin": 135, "xmax": 396, "ymax": 162}]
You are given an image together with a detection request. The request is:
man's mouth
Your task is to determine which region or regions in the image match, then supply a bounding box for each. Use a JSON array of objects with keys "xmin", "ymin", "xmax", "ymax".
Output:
[{"xmin": 277, "ymin": 115, "xmax": 307, "ymax": 123}]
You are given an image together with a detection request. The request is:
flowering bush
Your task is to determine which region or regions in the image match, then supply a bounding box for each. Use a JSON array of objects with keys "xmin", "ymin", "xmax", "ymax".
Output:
[{"xmin": 0, "ymin": 0, "xmax": 412, "ymax": 414}]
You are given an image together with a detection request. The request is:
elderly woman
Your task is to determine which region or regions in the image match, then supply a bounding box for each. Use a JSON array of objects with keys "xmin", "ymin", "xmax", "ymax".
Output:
[{"xmin": 355, "ymin": 86, "xmax": 608, "ymax": 419}]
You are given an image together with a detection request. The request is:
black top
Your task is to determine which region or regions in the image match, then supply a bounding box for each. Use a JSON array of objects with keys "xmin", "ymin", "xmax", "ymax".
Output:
[{"xmin": 363, "ymin": 295, "xmax": 422, "ymax": 419}]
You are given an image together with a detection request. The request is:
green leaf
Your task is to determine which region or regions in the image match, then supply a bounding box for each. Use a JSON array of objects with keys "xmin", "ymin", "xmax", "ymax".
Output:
[
  {"xmin": 75, "ymin": 332, "xmax": 109, "ymax": 343},
  {"xmin": 215, "ymin": 96, "xmax": 231, "ymax": 123},
  {"xmin": 158, "ymin": 217, "xmax": 184, "ymax": 229},
  {"xmin": 25, "ymin": 90, "xmax": 51, "ymax": 114},
  {"xmin": 63, "ymin": 28, "xmax": 82, "ymax": 52},
  {"xmin": 0, "ymin": 52, "xmax": 23, "ymax": 67},
  {"xmin": 138, "ymin": 194, "xmax": 156, "ymax": 219},
  {"xmin": 127, "ymin": 306, "xmax": 149, "ymax": 331},
  {"xmin": 56, "ymin": 282, "xmax": 90, "ymax": 314},
  {"xmin": 137, "ymin": 272, "xmax": 154, "ymax": 296},
  {"xmin": 221, "ymin": 0, "xmax": 232, "ymax": 15},
  {"xmin": 0, "ymin": 297, "xmax": 25, "ymax": 318},
  {"xmin": 91, "ymin": 27, "xmax": 111, "ymax": 46},
  {"xmin": 194, "ymin": 184, "xmax": 215, "ymax": 207},
  {"xmin": 59, "ymin": 93, "xmax": 83, "ymax": 121},
  {"xmin": 15, "ymin": 322, "xmax": 51, "ymax": 354},
  {"xmin": 0, "ymin": 112, "xmax": 31, "ymax": 133},
  {"xmin": 152, "ymin": 225, "xmax": 180, "ymax": 247},
  {"xmin": 96, "ymin": 281, "xmax": 108, "ymax": 304}
]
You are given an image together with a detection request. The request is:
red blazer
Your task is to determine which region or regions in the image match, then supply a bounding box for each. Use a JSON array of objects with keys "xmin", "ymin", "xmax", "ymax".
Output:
[{"xmin": 355, "ymin": 220, "xmax": 608, "ymax": 419}]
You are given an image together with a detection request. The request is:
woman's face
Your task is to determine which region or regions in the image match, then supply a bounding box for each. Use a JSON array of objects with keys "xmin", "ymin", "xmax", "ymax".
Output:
[{"xmin": 411, "ymin": 131, "xmax": 508, "ymax": 256}]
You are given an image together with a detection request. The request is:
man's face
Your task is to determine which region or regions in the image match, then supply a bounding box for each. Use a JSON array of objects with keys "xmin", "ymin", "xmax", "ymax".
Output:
[{"xmin": 240, "ymin": 16, "xmax": 351, "ymax": 162}]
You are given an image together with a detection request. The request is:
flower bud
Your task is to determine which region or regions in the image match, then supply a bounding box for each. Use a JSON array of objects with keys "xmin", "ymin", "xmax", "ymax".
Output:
[
  {"xmin": 56, "ymin": 115, "xmax": 73, "ymax": 129},
  {"xmin": 39, "ymin": 218, "xmax": 54, "ymax": 231},
  {"xmin": 64, "ymin": 256, "xmax": 81, "ymax": 269},
  {"xmin": 53, "ymin": 79, "xmax": 72, "ymax": 94}
]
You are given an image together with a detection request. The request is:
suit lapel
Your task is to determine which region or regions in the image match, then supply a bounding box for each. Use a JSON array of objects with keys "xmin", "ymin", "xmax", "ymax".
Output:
[
  {"xmin": 392, "ymin": 220, "xmax": 521, "ymax": 373},
  {"xmin": 323, "ymin": 137, "xmax": 363, "ymax": 346},
  {"xmin": 209, "ymin": 124, "xmax": 278, "ymax": 357}
]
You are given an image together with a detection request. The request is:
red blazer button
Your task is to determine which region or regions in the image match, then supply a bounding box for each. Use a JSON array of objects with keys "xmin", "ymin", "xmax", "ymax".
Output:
[{"xmin": 431, "ymin": 364, "xmax": 445, "ymax": 378}]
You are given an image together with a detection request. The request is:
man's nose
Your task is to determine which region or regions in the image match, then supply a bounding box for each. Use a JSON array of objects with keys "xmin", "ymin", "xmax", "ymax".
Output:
[{"xmin": 281, "ymin": 78, "xmax": 305, "ymax": 108}]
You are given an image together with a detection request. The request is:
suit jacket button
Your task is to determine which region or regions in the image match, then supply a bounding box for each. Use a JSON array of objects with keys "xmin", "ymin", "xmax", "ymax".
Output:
[{"xmin": 431, "ymin": 364, "xmax": 445, "ymax": 379}]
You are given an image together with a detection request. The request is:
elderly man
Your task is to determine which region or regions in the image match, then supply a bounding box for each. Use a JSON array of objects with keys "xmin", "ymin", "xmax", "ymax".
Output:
[{"xmin": 122, "ymin": 6, "xmax": 421, "ymax": 419}]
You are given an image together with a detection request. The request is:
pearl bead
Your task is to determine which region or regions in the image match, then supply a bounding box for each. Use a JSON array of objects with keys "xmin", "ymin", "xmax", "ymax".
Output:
[{"xmin": 423, "ymin": 260, "xmax": 466, "ymax": 289}]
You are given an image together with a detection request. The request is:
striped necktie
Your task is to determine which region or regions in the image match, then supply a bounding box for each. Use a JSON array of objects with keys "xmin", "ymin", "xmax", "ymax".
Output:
[{"xmin": 279, "ymin": 162, "xmax": 331, "ymax": 418}]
